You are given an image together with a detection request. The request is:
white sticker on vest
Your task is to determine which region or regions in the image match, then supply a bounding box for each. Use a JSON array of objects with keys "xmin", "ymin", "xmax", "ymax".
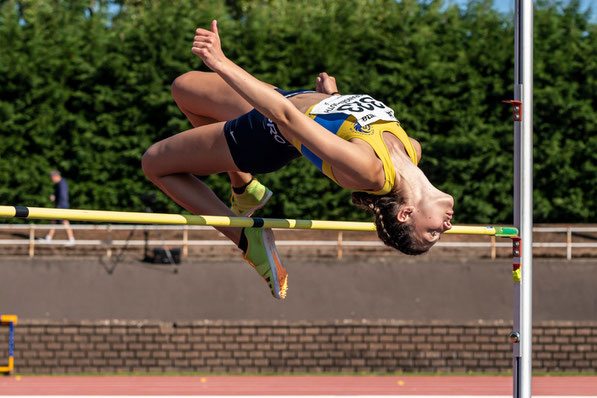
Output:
[{"xmin": 310, "ymin": 95, "xmax": 398, "ymax": 126}]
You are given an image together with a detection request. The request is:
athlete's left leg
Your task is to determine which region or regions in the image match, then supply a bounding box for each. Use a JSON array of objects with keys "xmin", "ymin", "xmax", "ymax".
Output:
[{"xmin": 172, "ymin": 71, "xmax": 261, "ymax": 186}]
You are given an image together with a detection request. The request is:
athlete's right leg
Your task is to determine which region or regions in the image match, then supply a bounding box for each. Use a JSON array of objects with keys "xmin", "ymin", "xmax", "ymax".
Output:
[
  {"xmin": 171, "ymin": 71, "xmax": 274, "ymax": 214},
  {"xmin": 142, "ymin": 122, "xmax": 243, "ymax": 243},
  {"xmin": 142, "ymin": 123, "xmax": 287, "ymax": 299}
]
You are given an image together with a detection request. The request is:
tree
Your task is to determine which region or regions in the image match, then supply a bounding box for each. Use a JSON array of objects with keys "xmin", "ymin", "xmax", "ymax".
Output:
[{"xmin": 1, "ymin": 0, "xmax": 595, "ymax": 223}]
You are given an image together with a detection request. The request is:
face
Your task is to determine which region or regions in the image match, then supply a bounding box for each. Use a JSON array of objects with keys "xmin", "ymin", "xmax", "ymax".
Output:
[
  {"xmin": 398, "ymin": 193, "xmax": 454, "ymax": 250},
  {"xmin": 50, "ymin": 174, "xmax": 60, "ymax": 183}
]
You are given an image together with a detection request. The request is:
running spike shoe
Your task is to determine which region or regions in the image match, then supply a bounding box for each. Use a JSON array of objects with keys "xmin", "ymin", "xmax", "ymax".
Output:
[
  {"xmin": 242, "ymin": 227, "xmax": 288, "ymax": 299},
  {"xmin": 230, "ymin": 179, "xmax": 273, "ymax": 216}
]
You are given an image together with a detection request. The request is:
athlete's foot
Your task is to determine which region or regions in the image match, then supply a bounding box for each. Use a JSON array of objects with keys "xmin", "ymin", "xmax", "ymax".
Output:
[
  {"xmin": 241, "ymin": 228, "xmax": 288, "ymax": 299},
  {"xmin": 230, "ymin": 178, "xmax": 273, "ymax": 216}
]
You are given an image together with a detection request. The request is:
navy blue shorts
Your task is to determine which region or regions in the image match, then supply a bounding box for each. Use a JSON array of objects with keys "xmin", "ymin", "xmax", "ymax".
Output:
[{"xmin": 224, "ymin": 89, "xmax": 316, "ymax": 174}]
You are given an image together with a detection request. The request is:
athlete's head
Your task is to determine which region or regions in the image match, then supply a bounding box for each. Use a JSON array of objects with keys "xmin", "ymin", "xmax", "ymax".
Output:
[
  {"xmin": 396, "ymin": 190, "xmax": 454, "ymax": 252},
  {"xmin": 352, "ymin": 184, "xmax": 453, "ymax": 255}
]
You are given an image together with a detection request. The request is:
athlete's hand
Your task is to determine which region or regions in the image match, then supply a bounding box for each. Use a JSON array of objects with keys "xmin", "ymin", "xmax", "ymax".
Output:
[
  {"xmin": 316, "ymin": 72, "xmax": 339, "ymax": 95},
  {"xmin": 191, "ymin": 20, "xmax": 227, "ymax": 71}
]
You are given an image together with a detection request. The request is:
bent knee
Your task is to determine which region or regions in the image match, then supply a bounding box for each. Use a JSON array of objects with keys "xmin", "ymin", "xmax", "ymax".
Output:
[
  {"xmin": 141, "ymin": 144, "xmax": 162, "ymax": 180},
  {"xmin": 171, "ymin": 71, "xmax": 207, "ymax": 103}
]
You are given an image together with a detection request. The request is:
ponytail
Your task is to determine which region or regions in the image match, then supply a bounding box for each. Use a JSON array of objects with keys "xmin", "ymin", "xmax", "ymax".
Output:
[{"xmin": 352, "ymin": 187, "xmax": 427, "ymax": 256}]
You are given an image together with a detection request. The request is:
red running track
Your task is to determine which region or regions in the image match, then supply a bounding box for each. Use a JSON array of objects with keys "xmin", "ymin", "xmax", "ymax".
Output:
[{"xmin": 0, "ymin": 375, "xmax": 596, "ymax": 395}]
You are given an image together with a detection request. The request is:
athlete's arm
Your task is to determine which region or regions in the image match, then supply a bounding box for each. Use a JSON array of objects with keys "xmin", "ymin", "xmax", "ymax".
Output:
[{"xmin": 192, "ymin": 21, "xmax": 384, "ymax": 190}]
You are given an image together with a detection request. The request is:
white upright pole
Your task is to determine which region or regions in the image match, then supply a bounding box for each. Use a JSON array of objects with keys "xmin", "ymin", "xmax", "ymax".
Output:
[
  {"xmin": 512, "ymin": 0, "xmax": 533, "ymax": 397},
  {"xmin": 520, "ymin": 0, "xmax": 534, "ymax": 393}
]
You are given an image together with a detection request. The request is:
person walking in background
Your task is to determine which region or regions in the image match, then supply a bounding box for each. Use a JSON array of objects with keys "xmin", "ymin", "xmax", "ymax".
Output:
[{"xmin": 42, "ymin": 170, "xmax": 75, "ymax": 246}]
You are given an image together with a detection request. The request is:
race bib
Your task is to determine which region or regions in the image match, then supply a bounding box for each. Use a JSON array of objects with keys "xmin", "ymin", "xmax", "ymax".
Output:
[{"xmin": 310, "ymin": 95, "xmax": 398, "ymax": 126}]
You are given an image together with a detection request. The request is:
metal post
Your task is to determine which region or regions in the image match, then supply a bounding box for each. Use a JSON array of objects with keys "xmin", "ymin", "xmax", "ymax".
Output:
[
  {"xmin": 28, "ymin": 224, "xmax": 35, "ymax": 258},
  {"xmin": 511, "ymin": 237, "xmax": 522, "ymax": 397},
  {"xmin": 337, "ymin": 231, "xmax": 343, "ymax": 259},
  {"xmin": 566, "ymin": 227, "xmax": 572, "ymax": 260},
  {"xmin": 183, "ymin": 226, "xmax": 189, "ymax": 259},
  {"xmin": 512, "ymin": 0, "xmax": 533, "ymax": 396},
  {"xmin": 106, "ymin": 224, "xmax": 112, "ymax": 259}
]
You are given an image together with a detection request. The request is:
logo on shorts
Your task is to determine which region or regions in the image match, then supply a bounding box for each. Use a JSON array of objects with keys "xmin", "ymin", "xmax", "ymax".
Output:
[
  {"xmin": 350, "ymin": 121, "xmax": 374, "ymax": 135},
  {"xmin": 229, "ymin": 130, "xmax": 238, "ymax": 144},
  {"xmin": 266, "ymin": 119, "xmax": 288, "ymax": 144}
]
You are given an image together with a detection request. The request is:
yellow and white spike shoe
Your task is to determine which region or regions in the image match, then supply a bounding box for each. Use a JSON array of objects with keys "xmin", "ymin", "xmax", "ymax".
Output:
[
  {"xmin": 230, "ymin": 179, "xmax": 273, "ymax": 217},
  {"xmin": 242, "ymin": 227, "xmax": 288, "ymax": 299}
]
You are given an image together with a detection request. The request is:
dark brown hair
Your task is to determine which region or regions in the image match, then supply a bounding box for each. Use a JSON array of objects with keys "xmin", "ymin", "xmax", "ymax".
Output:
[{"xmin": 352, "ymin": 187, "xmax": 428, "ymax": 256}]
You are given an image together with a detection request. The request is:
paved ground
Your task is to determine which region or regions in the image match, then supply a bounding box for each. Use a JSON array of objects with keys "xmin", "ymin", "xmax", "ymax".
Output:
[
  {"xmin": 0, "ymin": 375, "xmax": 596, "ymax": 395},
  {"xmin": 0, "ymin": 257, "xmax": 594, "ymax": 321}
]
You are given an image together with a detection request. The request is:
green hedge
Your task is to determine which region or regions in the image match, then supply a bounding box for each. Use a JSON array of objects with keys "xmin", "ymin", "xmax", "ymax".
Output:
[{"xmin": 0, "ymin": 0, "xmax": 595, "ymax": 224}]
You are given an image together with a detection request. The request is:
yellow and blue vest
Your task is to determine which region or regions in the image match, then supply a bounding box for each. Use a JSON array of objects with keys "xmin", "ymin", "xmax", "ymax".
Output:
[{"xmin": 292, "ymin": 104, "xmax": 418, "ymax": 196}]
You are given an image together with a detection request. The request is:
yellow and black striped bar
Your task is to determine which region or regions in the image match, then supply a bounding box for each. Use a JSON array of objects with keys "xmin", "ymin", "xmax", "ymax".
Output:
[{"xmin": 0, "ymin": 206, "xmax": 518, "ymax": 237}]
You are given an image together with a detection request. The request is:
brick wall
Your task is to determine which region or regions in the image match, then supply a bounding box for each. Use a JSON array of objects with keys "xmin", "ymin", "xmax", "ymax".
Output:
[{"xmin": 1, "ymin": 320, "xmax": 596, "ymax": 374}]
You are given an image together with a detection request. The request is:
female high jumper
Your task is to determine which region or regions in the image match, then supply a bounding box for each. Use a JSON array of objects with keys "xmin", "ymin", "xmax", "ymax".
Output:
[{"xmin": 142, "ymin": 21, "xmax": 454, "ymax": 299}]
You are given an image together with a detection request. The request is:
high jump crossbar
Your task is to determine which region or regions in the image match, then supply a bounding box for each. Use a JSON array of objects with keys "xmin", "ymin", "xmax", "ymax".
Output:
[{"xmin": 0, "ymin": 206, "xmax": 518, "ymax": 237}]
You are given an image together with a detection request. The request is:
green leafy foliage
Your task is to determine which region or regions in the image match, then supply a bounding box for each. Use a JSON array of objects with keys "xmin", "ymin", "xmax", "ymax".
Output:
[{"xmin": 0, "ymin": 0, "xmax": 595, "ymax": 223}]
